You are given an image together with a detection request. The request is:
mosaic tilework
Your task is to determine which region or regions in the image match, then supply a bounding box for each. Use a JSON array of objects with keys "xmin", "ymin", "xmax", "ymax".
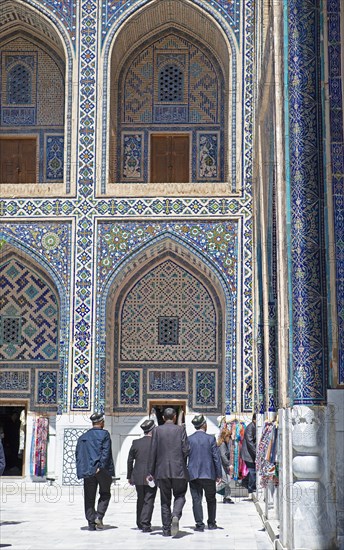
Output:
[
  {"xmin": 62, "ymin": 428, "xmax": 86, "ymax": 485},
  {"xmin": 101, "ymin": 0, "xmax": 240, "ymax": 192},
  {"xmin": 45, "ymin": 135, "xmax": 64, "ymax": 181},
  {"xmin": 122, "ymin": 133, "xmax": 143, "ymax": 180},
  {"xmin": 97, "ymin": 220, "xmax": 238, "ymax": 413},
  {"xmin": 118, "ymin": 31, "xmax": 223, "ymax": 182},
  {"xmin": 0, "ymin": 223, "xmax": 72, "ymax": 412},
  {"xmin": 0, "ymin": 0, "xmax": 254, "ymax": 415},
  {"xmin": 194, "ymin": 370, "xmax": 217, "ymax": 407},
  {"xmin": 0, "ymin": 259, "xmax": 58, "ymax": 361},
  {"xmin": 36, "ymin": 370, "xmax": 58, "ymax": 404},
  {"xmin": 148, "ymin": 370, "xmax": 187, "ymax": 392},
  {"xmin": 102, "ymin": 0, "xmax": 241, "ymax": 42},
  {"xmin": 288, "ymin": 0, "xmax": 327, "ymax": 403},
  {"xmin": 23, "ymin": 0, "xmax": 76, "ymax": 44},
  {"xmin": 198, "ymin": 132, "xmax": 219, "ymax": 180},
  {"xmin": 327, "ymin": 0, "xmax": 344, "ymax": 384},
  {"xmin": 0, "ymin": 370, "xmax": 30, "ymax": 392},
  {"xmin": 119, "ymin": 370, "xmax": 141, "ymax": 405},
  {"xmin": 120, "ymin": 260, "xmax": 216, "ymax": 361}
]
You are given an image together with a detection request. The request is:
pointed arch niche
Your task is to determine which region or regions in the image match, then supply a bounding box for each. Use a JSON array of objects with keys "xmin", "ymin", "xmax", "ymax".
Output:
[
  {"xmin": 103, "ymin": 0, "xmax": 239, "ymax": 196},
  {"xmin": 104, "ymin": 236, "xmax": 233, "ymax": 415},
  {"xmin": 0, "ymin": 0, "xmax": 75, "ymax": 196},
  {"xmin": 0, "ymin": 243, "xmax": 62, "ymax": 411}
]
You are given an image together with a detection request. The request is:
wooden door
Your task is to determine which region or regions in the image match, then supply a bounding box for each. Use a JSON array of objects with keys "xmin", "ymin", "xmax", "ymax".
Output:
[
  {"xmin": 151, "ymin": 134, "xmax": 189, "ymax": 183},
  {"xmin": 0, "ymin": 139, "xmax": 36, "ymax": 183}
]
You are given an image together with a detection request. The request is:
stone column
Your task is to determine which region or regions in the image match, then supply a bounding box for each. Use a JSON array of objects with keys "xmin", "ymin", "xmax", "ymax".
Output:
[{"xmin": 292, "ymin": 405, "xmax": 336, "ymax": 549}]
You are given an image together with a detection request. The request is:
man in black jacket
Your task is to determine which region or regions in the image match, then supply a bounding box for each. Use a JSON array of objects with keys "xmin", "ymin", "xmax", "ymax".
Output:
[
  {"xmin": 147, "ymin": 407, "xmax": 190, "ymax": 537},
  {"xmin": 241, "ymin": 413, "xmax": 257, "ymax": 497},
  {"xmin": 127, "ymin": 419, "xmax": 157, "ymax": 532},
  {"xmin": 75, "ymin": 413, "xmax": 115, "ymax": 530}
]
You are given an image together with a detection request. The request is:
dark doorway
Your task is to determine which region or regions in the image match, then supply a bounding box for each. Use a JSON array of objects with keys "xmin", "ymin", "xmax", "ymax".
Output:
[
  {"xmin": 151, "ymin": 134, "xmax": 189, "ymax": 183},
  {"xmin": 149, "ymin": 400, "xmax": 186, "ymax": 426},
  {"xmin": 0, "ymin": 405, "xmax": 26, "ymax": 476}
]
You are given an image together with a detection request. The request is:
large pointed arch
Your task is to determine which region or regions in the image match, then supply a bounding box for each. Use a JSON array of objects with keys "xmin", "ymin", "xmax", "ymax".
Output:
[
  {"xmin": 0, "ymin": 0, "xmax": 75, "ymax": 195},
  {"xmin": 0, "ymin": 237, "xmax": 69, "ymax": 411},
  {"xmin": 97, "ymin": 231, "xmax": 236, "ymax": 415},
  {"xmin": 98, "ymin": 0, "xmax": 240, "ymax": 196}
]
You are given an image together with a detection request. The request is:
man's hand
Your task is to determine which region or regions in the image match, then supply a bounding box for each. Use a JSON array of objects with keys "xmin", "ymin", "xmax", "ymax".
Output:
[
  {"xmin": 216, "ymin": 477, "xmax": 222, "ymax": 484},
  {"xmin": 127, "ymin": 479, "xmax": 134, "ymax": 486}
]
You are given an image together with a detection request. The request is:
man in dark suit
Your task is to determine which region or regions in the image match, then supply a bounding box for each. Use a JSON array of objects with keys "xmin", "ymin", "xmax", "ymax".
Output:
[
  {"xmin": 127, "ymin": 419, "xmax": 157, "ymax": 532},
  {"xmin": 147, "ymin": 407, "xmax": 190, "ymax": 537},
  {"xmin": 241, "ymin": 413, "xmax": 257, "ymax": 498},
  {"xmin": 187, "ymin": 414, "xmax": 222, "ymax": 531}
]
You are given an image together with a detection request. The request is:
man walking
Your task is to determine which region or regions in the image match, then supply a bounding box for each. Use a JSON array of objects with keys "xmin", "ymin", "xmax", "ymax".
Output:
[
  {"xmin": 187, "ymin": 414, "xmax": 222, "ymax": 531},
  {"xmin": 147, "ymin": 407, "xmax": 190, "ymax": 537},
  {"xmin": 127, "ymin": 419, "xmax": 157, "ymax": 532},
  {"xmin": 241, "ymin": 412, "xmax": 257, "ymax": 498},
  {"xmin": 75, "ymin": 413, "xmax": 115, "ymax": 530}
]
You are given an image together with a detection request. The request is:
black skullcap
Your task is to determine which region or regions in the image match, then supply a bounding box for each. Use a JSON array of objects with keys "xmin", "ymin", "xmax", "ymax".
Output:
[
  {"xmin": 90, "ymin": 412, "xmax": 104, "ymax": 423},
  {"xmin": 140, "ymin": 419, "xmax": 155, "ymax": 433},
  {"xmin": 192, "ymin": 414, "xmax": 206, "ymax": 429}
]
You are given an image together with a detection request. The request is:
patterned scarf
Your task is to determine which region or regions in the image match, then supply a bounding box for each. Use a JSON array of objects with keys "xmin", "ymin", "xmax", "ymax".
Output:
[{"xmin": 31, "ymin": 417, "xmax": 49, "ymax": 477}]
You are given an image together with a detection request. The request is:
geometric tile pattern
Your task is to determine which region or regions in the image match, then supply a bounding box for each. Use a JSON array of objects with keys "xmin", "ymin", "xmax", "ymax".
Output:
[
  {"xmin": 327, "ymin": 0, "xmax": 344, "ymax": 383},
  {"xmin": 97, "ymin": 219, "xmax": 241, "ymax": 413},
  {"xmin": 194, "ymin": 370, "xmax": 217, "ymax": 407},
  {"xmin": 149, "ymin": 370, "xmax": 187, "ymax": 392},
  {"xmin": 119, "ymin": 32, "xmax": 223, "ymax": 182},
  {"xmin": 0, "ymin": 369, "xmax": 30, "ymax": 392},
  {"xmin": 288, "ymin": 1, "xmax": 327, "ymax": 403},
  {"xmin": 0, "ymin": 2, "xmax": 254, "ymax": 417},
  {"xmin": 37, "ymin": 370, "xmax": 58, "ymax": 404},
  {"xmin": 102, "ymin": 0, "xmax": 241, "ymax": 42},
  {"xmin": 62, "ymin": 428, "xmax": 87, "ymax": 486},
  {"xmin": 120, "ymin": 260, "xmax": 216, "ymax": 361},
  {"xmin": 0, "ymin": 259, "xmax": 58, "ymax": 361},
  {"xmin": 119, "ymin": 370, "xmax": 141, "ymax": 406}
]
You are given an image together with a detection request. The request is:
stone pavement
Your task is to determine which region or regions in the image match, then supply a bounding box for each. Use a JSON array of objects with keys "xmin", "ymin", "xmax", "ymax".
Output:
[{"xmin": 0, "ymin": 480, "xmax": 272, "ymax": 550}]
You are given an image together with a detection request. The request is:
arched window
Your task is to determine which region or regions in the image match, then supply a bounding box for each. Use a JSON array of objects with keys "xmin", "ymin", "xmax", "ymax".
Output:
[
  {"xmin": 7, "ymin": 64, "xmax": 32, "ymax": 104},
  {"xmin": 158, "ymin": 64, "xmax": 184, "ymax": 102}
]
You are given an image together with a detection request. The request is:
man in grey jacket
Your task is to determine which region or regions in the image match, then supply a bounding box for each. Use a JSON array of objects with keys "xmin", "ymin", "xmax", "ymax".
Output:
[
  {"xmin": 187, "ymin": 414, "xmax": 222, "ymax": 531},
  {"xmin": 147, "ymin": 407, "xmax": 190, "ymax": 537}
]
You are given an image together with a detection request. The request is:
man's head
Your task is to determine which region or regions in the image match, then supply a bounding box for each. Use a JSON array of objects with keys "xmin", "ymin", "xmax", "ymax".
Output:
[
  {"xmin": 192, "ymin": 414, "xmax": 207, "ymax": 431},
  {"xmin": 90, "ymin": 412, "xmax": 104, "ymax": 427},
  {"xmin": 140, "ymin": 419, "xmax": 155, "ymax": 435},
  {"xmin": 252, "ymin": 413, "xmax": 257, "ymax": 423},
  {"xmin": 163, "ymin": 407, "xmax": 176, "ymax": 421}
]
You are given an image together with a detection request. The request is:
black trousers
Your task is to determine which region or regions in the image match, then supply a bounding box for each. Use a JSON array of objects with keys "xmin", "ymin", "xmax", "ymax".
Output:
[
  {"xmin": 189, "ymin": 478, "xmax": 217, "ymax": 527},
  {"xmin": 137, "ymin": 485, "xmax": 157, "ymax": 529},
  {"xmin": 244, "ymin": 460, "xmax": 257, "ymax": 493},
  {"xmin": 83, "ymin": 470, "xmax": 112, "ymax": 525},
  {"xmin": 158, "ymin": 478, "xmax": 188, "ymax": 530}
]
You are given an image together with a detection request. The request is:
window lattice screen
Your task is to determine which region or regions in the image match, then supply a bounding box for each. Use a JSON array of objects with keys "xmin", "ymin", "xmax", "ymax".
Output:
[
  {"xmin": 1, "ymin": 317, "xmax": 21, "ymax": 344},
  {"xmin": 158, "ymin": 316, "xmax": 179, "ymax": 345},
  {"xmin": 158, "ymin": 65, "xmax": 183, "ymax": 102},
  {"xmin": 8, "ymin": 64, "xmax": 31, "ymax": 104}
]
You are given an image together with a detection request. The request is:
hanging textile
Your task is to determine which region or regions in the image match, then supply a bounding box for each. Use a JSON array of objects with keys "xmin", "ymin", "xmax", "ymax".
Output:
[
  {"xmin": 19, "ymin": 409, "xmax": 26, "ymax": 455},
  {"xmin": 256, "ymin": 421, "xmax": 279, "ymax": 488},
  {"xmin": 217, "ymin": 418, "xmax": 246, "ymax": 480},
  {"xmin": 31, "ymin": 417, "xmax": 49, "ymax": 477}
]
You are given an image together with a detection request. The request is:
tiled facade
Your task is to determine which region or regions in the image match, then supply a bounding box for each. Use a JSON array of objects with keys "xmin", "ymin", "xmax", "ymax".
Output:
[{"xmin": 0, "ymin": 0, "xmax": 343, "ymax": 545}]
